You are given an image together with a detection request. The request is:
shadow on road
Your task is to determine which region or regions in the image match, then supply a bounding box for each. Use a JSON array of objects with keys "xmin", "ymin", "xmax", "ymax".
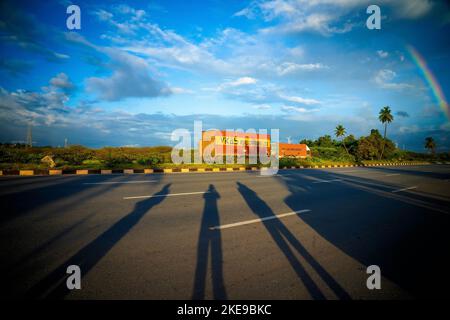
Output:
[
  {"xmin": 192, "ymin": 184, "xmax": 227, "ymax": 300},
  {"xmin": 360, "ymin": 165, "xmax": 450, "ymax": 180},
  {"xmin": 7, "ymin": 213, "xmax": 95, "ymax": 274},
  {"xmin": 0, "ymin": 175, "xmax": 124, "ymax": 225},
  {"xmin": 25, "ymin": 183, "xmax": 171, "ymax": 299},
  {"xmin": 281, "ymin": 169, "xmax": 450, "ymax": 298},
  {"xmin": 236, "ymin": 181, "xmax": 350, "ymax": 300}
]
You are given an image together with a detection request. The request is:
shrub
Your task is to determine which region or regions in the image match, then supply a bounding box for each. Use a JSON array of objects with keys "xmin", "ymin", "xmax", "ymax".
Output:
[
  {"xmin": 0, "ymin": 147, "xmax": 45, "ymax": 163},
  {"xmin": 310, "ymin": 146, "xmax": 353, "ymax": 162},
  {"xmin": 104, "ymin": 156, "xmax": 132, "ymax": 168},
  {"xmin": 355, "ymin": 129, "xmax": 395, "ymax": 161},
  {"xmin": 52, "ymin": 145, "xmax": 94, "ymax": 165},
  {"xmin": 82, "ymin": 159, "xmax": 102, "ymax": 166},
  {"xmin": 279, "ymin": 157, "xmax": 299, "ymax": 167},
  {"xmin": 137, "ymin": 155, "xmax": 163, "ymax": 166}
]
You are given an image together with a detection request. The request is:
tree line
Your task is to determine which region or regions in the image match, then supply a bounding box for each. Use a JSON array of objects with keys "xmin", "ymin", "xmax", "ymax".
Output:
[{"xmin": 300, "ymin": 106, "xmax": 442, "ymax": 161}]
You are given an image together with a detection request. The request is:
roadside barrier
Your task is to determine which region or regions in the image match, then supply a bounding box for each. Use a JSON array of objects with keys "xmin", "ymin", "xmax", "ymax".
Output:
[{"xmin": 0, "ymin": 161, "xmax": 439, "ymax": 176}]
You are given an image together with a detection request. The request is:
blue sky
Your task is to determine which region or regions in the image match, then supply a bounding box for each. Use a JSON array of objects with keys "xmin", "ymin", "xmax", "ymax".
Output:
[{"xmin": 1, "ymin": 0, "xmax": 449, "ymax": 151}]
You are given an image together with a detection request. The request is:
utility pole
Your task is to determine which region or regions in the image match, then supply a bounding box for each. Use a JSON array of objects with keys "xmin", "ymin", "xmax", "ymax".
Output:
[
  {"xmin": 26, "ymin": 123, "xmax": 33, "ymax": 148},
  {"xmin": 64, "ymin": 138, "xmax": 68, "ymax": 148}
]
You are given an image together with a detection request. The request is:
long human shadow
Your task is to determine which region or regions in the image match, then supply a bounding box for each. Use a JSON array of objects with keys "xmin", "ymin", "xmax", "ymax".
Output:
[
  {"xmin": 7, "ymin": 213, "xmax": 95, "ymax": 274},
  {"xmin": 281, "ymin": 169, "xmax": 450, "ymax": 298},
  {"xmin": 25, "ymin": 183, "xmax": 171, "ymax": 299},
  {"xmin": 0, "ymin": 174, "xmax": 123, "ymax": 225},
  {"xmin": 326, "ymin": 171, "xmax": 450, "ymax": 209},
  {"xmin": 236, "ymin": 182, "xmax": 350, "ymax": 300},
  {"xmin": 192, "ymin": 184, "xmax": 227, "ymax": 300},
  {"xmin": 360, "ymin": 165, "xmax": 450, "ymax": 180}
]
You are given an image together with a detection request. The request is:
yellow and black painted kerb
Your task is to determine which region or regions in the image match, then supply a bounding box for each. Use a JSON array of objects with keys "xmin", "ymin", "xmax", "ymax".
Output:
[{"xmin": 0, "ymin": 162, "xmax": 439, "ymax": 176}]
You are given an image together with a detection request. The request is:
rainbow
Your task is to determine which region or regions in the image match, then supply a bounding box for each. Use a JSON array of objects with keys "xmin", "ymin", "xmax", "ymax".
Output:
[{"xmin": 406, "ymin": 45, "xmax": 449, "ymax": 121}]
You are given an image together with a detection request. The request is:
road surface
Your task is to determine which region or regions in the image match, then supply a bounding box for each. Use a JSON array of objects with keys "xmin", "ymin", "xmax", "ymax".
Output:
[{"xmin": 1, "ymin": 165, "xmax": 449, "ymax": 299}]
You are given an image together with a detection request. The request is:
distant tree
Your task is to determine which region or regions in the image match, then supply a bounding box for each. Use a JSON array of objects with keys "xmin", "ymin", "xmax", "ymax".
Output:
[
  {"xmin": 343, "ymin": 134, "xmax": 358, "ymax": 155},
  {"xmin": 356, "ymin": 129, "xmax": 395, "ymax": 161},
  {"xmin": 299, "ymin": 139, "xmax": 313, "ymax": 146},
  {"xmin": 316, "ymin": 135, "xmax": 335, "ymax": 148},
  {"xmin": 334, "ymin": 124, "xmax": 350, "ymax": 156},
  {"xmin": 425, "ymin": 137, "xmax": 436, "ymax": 155},
  {"xmin": 356, "ymin": 137, "xmax": 379, "ymax": 160},
  {"xmin": 378, "ymin": 106, "xmax": 394, "ymax": 159}
]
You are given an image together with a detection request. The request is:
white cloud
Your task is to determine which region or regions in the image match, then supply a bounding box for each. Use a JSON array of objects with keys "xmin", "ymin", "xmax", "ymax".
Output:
[
  {"xmin": 377, "ymin": 50, "xmax": 389, "ymax": 58},
  {"xmin": 0, "ymin": 74, "xmax": 75, "ymax": 126},
  {"xmin": 171, "ymin": 87, "xmax": 193, "ymax": 94},
  {"xmin": 233, "ymin": 4, "xmax": 258, "ymax": 19},
  {"xmin": 94, "ymin": 9, "xmax": 113, "ymax": 21},
  {"xmin": 92, "ymin": 5, "xmax": 147, "ymax": 35},
  {"xmin": 392, "ymin": 0, "xmax": 433, "ymax": 19},
  {"xmin": 236, "ymin": 0, "xmax": 434, "ymax": 36},
  {"xmin": 253, "ymin": 104, "xmax": 272, "ymax": 110},
  {"xmin": 279, "ymin": 94, "xmax": 321, "ymax": 105},
  {"xmin": 53, "ymin": 53, "xmax": 70, "ymax": 59},
  {"xmin": 212, "ymin": 79, "xmax": 322, "ymax": 107},
  {"xmin": 89, "ymin": 9, "xmax": 325, "ymax": 85},
  {"xmin": 106, "ymin": 23, "xmax": 302, "ymax": 80},
  {"xmin": 65, "ymin": 33, "xmax": 172, "ymax": 101},
  {"xmin": 228, "ymin": 77, "xmax": 257, "ymax": 86},
  {"xmin": 374, "ymin": 69, "xmax": 413, "ymax": 90},
  {"xmin": 276, "ymin": 62, "xmax": 328, "ymax": 75},
  {"xmin": 281, "ymin": 105, "xmax": 319, "ymax": 113},
  {"xmin": 205, "ymin": 77, "xmax": 258, "ymax": 92},
  {"xmin": 287, "ymin": 46, "xmax": 304, "ymax": 57},
  {"xmin": 49, "ymin": 73, "xmax": 74, "ymax": 91},
  {"xmin": 261, "ymin": 12, "xmax": 354, "ymax": 36},
  {"xmin": 85, "ymin": 51, "xmax": 171, "ymax": 101},
  {"xmin": 122, "ymin": 24, "xmax": 233, "ymax": 75},
  {"xmin": 259, "ymin": 0, "xmax": 297, "ymax": 20}
]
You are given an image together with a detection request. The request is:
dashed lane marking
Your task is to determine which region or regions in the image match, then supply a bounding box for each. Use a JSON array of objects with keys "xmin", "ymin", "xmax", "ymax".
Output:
[
  {"xmin": 312, "ymin": 179, "xmax": 342, "ymax": 184},
  {"xmin": 123, "ymin": 191, "xmax": 209, "ymax": 200},
  {"xmin": 391, "ymin": 186, "xmax": 417, "ymax": 193},
  {"xmin": 209, "ymin": 209, "xmax": 311, "ymax": 230},
  {"xmin": 84, "ymin": 180, "xmax": 157, "ymax": 185}
]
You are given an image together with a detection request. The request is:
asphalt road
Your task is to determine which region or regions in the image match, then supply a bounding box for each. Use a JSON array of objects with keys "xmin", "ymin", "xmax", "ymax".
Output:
[{"xmin": 1, "ymin": 165, "xmax": 450, "ymax": 299}]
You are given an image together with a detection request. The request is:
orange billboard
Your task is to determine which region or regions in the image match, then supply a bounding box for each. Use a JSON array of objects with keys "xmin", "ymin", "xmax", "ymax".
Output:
[
  {"xmin": 200, "ymin": 130, "xmax": 271, "ymax": 157},
  {"xmin": 278, "ymin": 143, "xmax": 310, "ymax": 158}
]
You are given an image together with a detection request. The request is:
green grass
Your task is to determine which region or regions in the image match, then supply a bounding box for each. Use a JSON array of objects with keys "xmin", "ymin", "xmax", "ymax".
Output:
[{"xmin": 0, "ymin": 158, "xmax": 435, "ymax": 171}]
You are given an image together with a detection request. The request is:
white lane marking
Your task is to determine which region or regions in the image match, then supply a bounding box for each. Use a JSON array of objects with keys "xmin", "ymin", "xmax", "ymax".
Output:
[
  {"xmin": 312, "ymin": 179, "xmax": 342, "ymax": 184},
  {"xmin": 391, "ymin": 186, "xmax": 417, "ymax": 193},
  {"xmin": 334, "ymin": 171, "xmax": 357, "ymax": 173},
  {"xmin": 336, "ymin": 170, "xmax": 373, "ymax": 174},
  {"xmin": 385, "ymin": 174, "xmax": 400, "ymax": 177},
  {"xmin": 256, "ymin": 174, "xmax": 280, "ymax": 177},
  {"xmin": 123, "ymin": 191, "xmax": 209, "ymax": 200},
  {"xmin": 209, "ymin": 209, "xmax": 311, "ymax": 230},
  {"xmin": 84, "ymin": 180, "xmax": 157, "ymax": 185}
]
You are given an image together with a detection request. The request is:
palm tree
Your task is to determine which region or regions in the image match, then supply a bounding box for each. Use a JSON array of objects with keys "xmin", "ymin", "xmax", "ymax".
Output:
[
  {"xmin": 378, "ymin": 106, "xmax": 394, "ymax": 159},
  {"xmin": 425, "ymin": 137, "xmax": 436, "ymax": 155},
  {"xmin": 335, "ymin": 124, "xmax": 350, "ymax": 156}
]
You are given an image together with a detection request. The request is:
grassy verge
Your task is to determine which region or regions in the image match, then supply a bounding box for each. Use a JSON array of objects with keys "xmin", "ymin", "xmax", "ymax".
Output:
[{"xmin": 0, "ymin": 159, "xmax": 438, "ymax": 171}]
